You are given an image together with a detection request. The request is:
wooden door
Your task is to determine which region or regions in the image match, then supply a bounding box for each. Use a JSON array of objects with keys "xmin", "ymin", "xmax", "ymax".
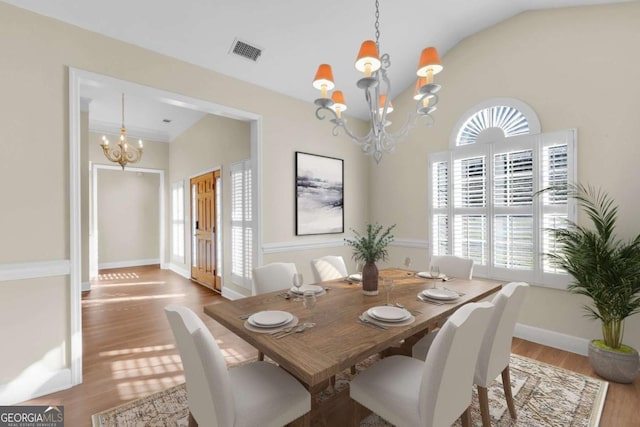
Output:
[{"xmin": 190, "ymin": 170, "xmax": 221, "ymax": 291}]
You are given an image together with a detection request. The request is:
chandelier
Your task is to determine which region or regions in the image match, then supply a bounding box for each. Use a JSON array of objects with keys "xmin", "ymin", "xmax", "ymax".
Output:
[
  {"xmin": 312, "ymin": 0, "xmax": 443, "ymax": 164},
  {"xmin": 100, "ymin": 93, "xmax": 143, "ymax": 170}
]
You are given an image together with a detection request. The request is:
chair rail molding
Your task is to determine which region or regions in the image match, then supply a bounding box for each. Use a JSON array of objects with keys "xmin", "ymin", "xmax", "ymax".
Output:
[
  {"xmin": 391, "ymin": 238, "xmax": 429, "ymax": 249},
  {"xmin": 262, "ymin": 238, "xmax": 345, "ymax": 254},
  {"xmin": 0, "ymin": 260, "xmax": 70, "ymax": 282}
]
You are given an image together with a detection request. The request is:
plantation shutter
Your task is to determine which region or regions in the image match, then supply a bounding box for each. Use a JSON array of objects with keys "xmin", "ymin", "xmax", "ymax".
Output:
[
  {"xmin": 431, "ymin": 158, "xmax": 449, "ymax": 256},
  {"xmin": 231, "ymin": 160, "xmax": 253, "ymax": 289},
  {"xmin": 540, "ymin": 131, "xmax": 574, "ymax": 275},
  {"xmin": 453, "ymin": 147, "xmax": 488, "ymax": 266},
  {"xmin": 493, "ymin": 144, "xmax": 534, "ymax": 270}
]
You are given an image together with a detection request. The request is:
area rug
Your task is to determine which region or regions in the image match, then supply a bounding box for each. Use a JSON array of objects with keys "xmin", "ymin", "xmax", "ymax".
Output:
[{"xmin": 92, "ymin": 354, "xmax": 608, "ymax": 427}]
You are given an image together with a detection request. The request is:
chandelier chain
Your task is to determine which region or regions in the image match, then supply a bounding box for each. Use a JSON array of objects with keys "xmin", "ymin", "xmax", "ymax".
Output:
[{"xmin": 374, "ymin": 0, "xmax": 380, "ymax": 48}]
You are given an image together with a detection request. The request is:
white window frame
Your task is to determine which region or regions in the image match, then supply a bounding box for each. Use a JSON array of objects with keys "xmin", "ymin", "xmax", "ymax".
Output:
[
  {"xmin": 430, "ymin": 99, "xmax": 577, "ymax": 289},
  {"xmin": 171, "ymin": 180, "xmax": 185, "ymax": 263}
]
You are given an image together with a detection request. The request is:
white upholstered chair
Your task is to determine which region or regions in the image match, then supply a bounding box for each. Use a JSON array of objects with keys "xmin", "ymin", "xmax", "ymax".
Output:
[
  {"xmin": 165, "ymin": 305, "xmax": 311, "ymax": 427},
  {"xmin": 412, "ymin": 282, "xmax": 529, "ymax": 427},
  {"xmin": 251, "ymin": 262, "xmax": 298, "ymax": 361},
  {"xmin": 350, "ymin": 302, "xmax": 494, "ymax": 427},
  {"xmin": 412, "ymin": 255, "xmax": 475, "ymax": 359},
  {"xmin": 474, "ymin": 282, "xmax": 529, "ymax": 426},
  {"xmin": 429, "ymin": 255, "xmax": 474, "ymax": 280},
  {"xmin": 310, "ymin": 255, "xmax": 348, "ymax": 282},
  {"xmin": 252, "ymin": 262, "xmax": 297, "ymax": 295}
]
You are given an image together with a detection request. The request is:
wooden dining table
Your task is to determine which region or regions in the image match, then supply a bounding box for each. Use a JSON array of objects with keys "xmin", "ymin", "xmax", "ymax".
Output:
[{"xmin": 203, "ymin": 268, "xmax": 501, "ymax": 426}]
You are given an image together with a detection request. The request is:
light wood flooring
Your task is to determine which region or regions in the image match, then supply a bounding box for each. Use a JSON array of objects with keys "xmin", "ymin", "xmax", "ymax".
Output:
[{"xmin": 21, "ymin": 265, "xmax": 639, "ymax": 426}]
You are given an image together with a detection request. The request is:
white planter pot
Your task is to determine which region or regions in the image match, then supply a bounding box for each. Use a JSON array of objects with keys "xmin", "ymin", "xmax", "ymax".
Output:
[{"xmin": 587, "ymin": 340, "xmax": 640, "ymax": 384}]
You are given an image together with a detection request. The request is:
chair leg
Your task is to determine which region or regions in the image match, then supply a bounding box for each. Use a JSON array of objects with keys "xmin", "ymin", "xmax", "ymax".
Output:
[
  {"xmin": 460, "ymin": 406, "xmax": 472, "ymax": 427},
  {"xmin": 502, "ymin": 366, "xmax": 517, "ymax": 419},
  {"xmin": 258, "ymin": 351, "xmax": 264, "ymax": 361},
  {"xmin": 351, "ymin": 400, "xmax": 365, "ymax": 427},
  {"xmin": 350, "ymin": 365, "xmax": 357, "ymax": 375},
  {"xmin": 477, "ymin": 385, "xmax": 491, "ymax": 427},
  {"xmin": 188, "ymin": 411, "xmax": 198, "ymax": 427}
]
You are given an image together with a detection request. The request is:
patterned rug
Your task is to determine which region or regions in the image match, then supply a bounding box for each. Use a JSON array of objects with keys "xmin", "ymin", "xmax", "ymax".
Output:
[{"xmin": 92, "ymin": 354, "xmax": 607, "ymax": 427}]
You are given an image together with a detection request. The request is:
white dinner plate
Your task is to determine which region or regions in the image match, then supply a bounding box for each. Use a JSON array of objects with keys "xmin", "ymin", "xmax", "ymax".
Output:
[
  {"xmin": 248, "ymin": 311, "xmax": 293, "ymax": 328},
  {"xmin": 421, "ymin": 288, "xmax": 459, "ymax": 301},
  {"xmin": 290, "ymin": 284, "xmax": 324, "ymax": 295},
  {"xmin": 367, "ymin": 306, "xmax": 410, "ymax": 322},
  {"xmin": 417, "ymin": 271, "xmax": 444, "ymax": 279},
  {"xmin": 347, "ymin": 273, "xmax": 362, "ymax": 282}
]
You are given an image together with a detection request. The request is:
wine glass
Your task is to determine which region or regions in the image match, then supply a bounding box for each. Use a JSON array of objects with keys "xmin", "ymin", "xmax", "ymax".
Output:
[
  {"xmin": 292, "ymin": 273, "xmax": 304, "ymax": 300},
  {"xmin": 429, "ymin": 265, "xmax": 440, "ymax": 289},
  {"xmin": 303, "ymin": 290, "xmax": 316, "ymax": 310},
  {"xmin": 404, "ymin": 257, "xmax": 413, "ymax": 276},
  {"xmin": 382, "ymin": 278, "xmax": 395, "ymax": 305}
]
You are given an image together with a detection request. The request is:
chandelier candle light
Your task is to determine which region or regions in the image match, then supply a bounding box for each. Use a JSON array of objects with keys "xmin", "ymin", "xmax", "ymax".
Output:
[
  {"xmin": 312, "ymin": 0, "xmax": 443, "ymax": 164},
  {"xmin": 100, "ymin": 93, "xmax": 143, "ymax": 170}
]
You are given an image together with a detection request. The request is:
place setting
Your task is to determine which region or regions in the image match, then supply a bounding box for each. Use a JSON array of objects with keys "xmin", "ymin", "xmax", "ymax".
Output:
[
  {"xmin": 358, "ymin": 304, "xmax": 415, "ymax": 330},
  {"xmin": 243, "ymin": 310, "xmax": 300, "ymax": 333},
  {"xmin": 345, "ymin": 261, "xmax": 363, "ymax": 284},
  {"xmin": 289, "ymin": 272, "xmax": 327, "ymax": 299}
]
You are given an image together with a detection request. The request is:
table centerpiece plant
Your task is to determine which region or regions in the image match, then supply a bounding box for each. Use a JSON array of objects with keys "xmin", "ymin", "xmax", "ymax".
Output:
[
  {"xmin": 345, "ymin": 223, "xmax": 395, "ymax": 295},
  {"xmin": 544, "ymin": 184, "xmax": 640, "ymax": 383}
]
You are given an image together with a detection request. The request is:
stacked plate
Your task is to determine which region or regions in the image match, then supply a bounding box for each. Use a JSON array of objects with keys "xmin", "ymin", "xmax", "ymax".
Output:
[
  {"xmin": 247, "ymin": 310, "xmax": 294, "ymax": 329},
  {"xmin": 417, "ymin": 271, "xmax": 444, "ymax": 279},
  {"xmin": 366, "ymin": 306, "xmax": 411, "ymax": 323},
  {"xmin": 347, "ymin": 273, "xmax": 362, "ymax": 283},
  {"xmin": 420, "ymin": 288, "xmax": 460, "ymax": 301},
  {"xmin": 289, "ymin": 284, "xmax": 324, "ymax": 295}
]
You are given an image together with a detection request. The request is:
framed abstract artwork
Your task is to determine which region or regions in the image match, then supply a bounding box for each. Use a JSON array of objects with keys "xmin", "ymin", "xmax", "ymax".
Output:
[{"xmin": 295, "ymin": 152, "xmax": 344, "ymax": 235}]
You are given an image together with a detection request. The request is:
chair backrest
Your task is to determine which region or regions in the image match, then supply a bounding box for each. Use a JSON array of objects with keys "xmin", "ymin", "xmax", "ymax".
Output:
[
  {"xmin": 310, "ymin": 256, "xmax": 348, "ymax": 282},
  {"xmin": 429, "ymin": 255, "xmax": 474, "ymax": 280},
  {"xmin": 475, "ymin": 282, "xmax": 529, "ymax": 387},
  {"xmin": 418, "ymin": 301, "xmax": 494, "ymax": 427},
  {"xmin": 164, "ymin": 305, "xmax": 235, "ymax": 427},
  {"xmin": 252, "ymin": 262, "xmax": 297, "ymax": 295}
]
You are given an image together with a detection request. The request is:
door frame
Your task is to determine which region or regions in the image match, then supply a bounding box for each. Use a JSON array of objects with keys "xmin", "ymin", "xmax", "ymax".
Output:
[
  {"xmin": 69, "ymin": 67, "xmax": 263, "ymax": 386},
  {"xmin": 89, "ymin": 164, "xmax": 165, "ymax": 282}
]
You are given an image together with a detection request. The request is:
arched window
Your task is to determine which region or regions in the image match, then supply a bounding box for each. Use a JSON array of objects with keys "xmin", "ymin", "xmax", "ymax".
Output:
[{"xmin": 430, "ymin": 98, "xmax": 575, "ymax": 288}]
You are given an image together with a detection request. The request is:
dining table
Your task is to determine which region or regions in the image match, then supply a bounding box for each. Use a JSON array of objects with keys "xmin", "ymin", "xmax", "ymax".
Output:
[{"xmin": 203, "ymin": 267, "xmax": 502, "ymax": 426}]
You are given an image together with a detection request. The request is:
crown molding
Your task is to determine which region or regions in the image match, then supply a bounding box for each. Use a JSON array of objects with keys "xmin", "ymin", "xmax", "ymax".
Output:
[{"xmin": 90, "ymin": 120, "xmax": 171, "ymax": 143}]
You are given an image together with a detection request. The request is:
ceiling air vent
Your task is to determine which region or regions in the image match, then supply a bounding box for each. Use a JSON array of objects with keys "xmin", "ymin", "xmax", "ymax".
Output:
[{"xmin": 229, "ymin": 38, "xmax": 263, "ymax": 62}]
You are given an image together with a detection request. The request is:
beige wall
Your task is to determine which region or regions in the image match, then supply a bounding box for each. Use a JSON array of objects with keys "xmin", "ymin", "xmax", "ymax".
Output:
[
  {"xmin": 169, "ymin": 114, "xmax": 251, "ymax": 294},
  {"xmin": 0, "ymin": 1, "xmax": 368, "ymax": 402},
  {"xmin": 3, "ymin": 0, "xmax": 636, "ymax": 404},
  {"xmin": 97, "ymin": 169, "xmax": 161, "ymax": 265},
  {"xmin": 374, "ymin": 2, "xmax": 640, "ymax": 349}
]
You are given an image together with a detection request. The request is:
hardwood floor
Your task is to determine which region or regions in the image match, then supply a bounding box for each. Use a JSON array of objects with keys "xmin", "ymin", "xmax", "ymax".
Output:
[{"xmin": 21, "ymin": 266, "xmax": 639, "ymax": 426}]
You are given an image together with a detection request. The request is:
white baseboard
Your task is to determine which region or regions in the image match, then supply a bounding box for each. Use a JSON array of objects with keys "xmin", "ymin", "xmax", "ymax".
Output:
[
  {"xmin": 514, "ymin": 323, "xmax": 590, "ymax": 356},
  {"xmin": 0, "ymin": 367, "xmax": 71, "ymax": 405},
  {"xmin": 98, "ymin": 259, "xmax": 160, "ymax": 270},
  {"xmin": 222, "ymin": 286, "xmax": 247, "ymax": 300},
  {"xmin": 81, "ymin": 281, "xmax": 91, "ymax": 292},
  {"xmin": 168, "ymin": 264, "xmax": 190, "ymax": 279}
]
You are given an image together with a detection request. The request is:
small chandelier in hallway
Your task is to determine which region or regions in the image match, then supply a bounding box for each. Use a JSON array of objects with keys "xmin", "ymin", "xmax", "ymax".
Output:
[{"xmin": 100, "ymin": 93, "xmax": 143, "ymax": 170}]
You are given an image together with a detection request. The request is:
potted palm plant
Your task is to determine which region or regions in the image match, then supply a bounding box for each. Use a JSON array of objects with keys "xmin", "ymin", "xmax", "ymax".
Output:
[
  {"xmin": 345, "ymin": 224, "xmax": 395, "ymax": 295},
  {"xmin": 545, "ymin": 184, "xmax": 640, "ymax": 383}
]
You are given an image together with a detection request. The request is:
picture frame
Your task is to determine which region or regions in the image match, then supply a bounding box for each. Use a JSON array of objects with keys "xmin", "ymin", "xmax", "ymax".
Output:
[{"xmin": 295, "ymin": 151, "xmax": 344, "ymax": 236}]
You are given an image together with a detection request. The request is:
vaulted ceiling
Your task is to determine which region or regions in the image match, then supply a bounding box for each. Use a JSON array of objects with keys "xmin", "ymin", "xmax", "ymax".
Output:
[{"xmin": 2, "ymin": 0, "xmax": 630, "ymax": 133}]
